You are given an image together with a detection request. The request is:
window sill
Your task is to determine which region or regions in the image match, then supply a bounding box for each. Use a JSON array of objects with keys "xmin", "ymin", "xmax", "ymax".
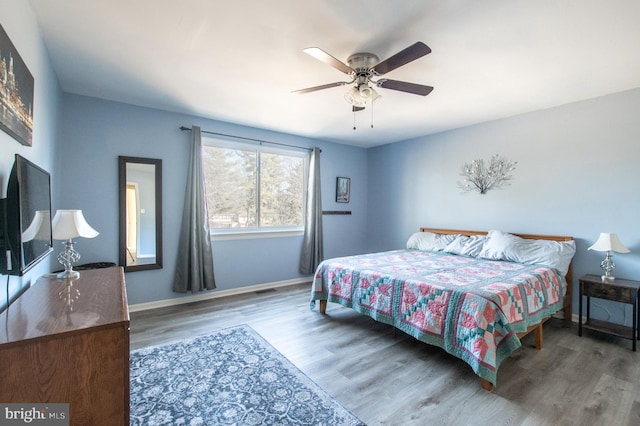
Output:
[{"xmin": 211, "ymin": 229, "xmax": 304, "ymax": 241}]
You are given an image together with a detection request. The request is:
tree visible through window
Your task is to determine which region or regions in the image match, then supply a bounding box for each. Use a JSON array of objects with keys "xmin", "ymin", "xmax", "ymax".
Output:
[{"xmin": 202, "ymin": 139, "xmax": 306, "ymax": 231}]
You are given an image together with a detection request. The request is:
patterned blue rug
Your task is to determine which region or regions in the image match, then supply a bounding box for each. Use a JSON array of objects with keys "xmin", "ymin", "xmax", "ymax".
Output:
[{"xmin": 130, "ymin": 324, "xmax": 364, "ymax": 425}]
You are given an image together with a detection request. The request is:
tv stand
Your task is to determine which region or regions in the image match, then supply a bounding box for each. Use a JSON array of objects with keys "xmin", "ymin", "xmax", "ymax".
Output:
[{"xmin": 0, "ymin": 267, "xmax": 130, "ymax": 425}]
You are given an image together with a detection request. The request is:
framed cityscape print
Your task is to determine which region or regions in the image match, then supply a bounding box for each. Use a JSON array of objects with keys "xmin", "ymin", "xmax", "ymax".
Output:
[
  {"xmin": 336, "ymin": 177, "xmax": 350, "ymax": 203},
  {"xmin": 0, "ymin": 23, "xmax": 34, "ymax": 146}
]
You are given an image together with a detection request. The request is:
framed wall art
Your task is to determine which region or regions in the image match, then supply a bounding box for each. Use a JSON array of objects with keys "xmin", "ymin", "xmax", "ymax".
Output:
[
  {"xmin": 336, "ymin": 177, "xmax": 350, "ymax": 203},
  {"xmin": 0, "ymin": 23, "xmax": 34, "ymax": 147}
]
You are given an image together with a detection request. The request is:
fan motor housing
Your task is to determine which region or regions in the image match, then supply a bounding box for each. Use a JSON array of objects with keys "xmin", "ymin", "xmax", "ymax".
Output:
[{"xmin": 347, "ymin": 53, "xmax": 379, "ymax": 72}]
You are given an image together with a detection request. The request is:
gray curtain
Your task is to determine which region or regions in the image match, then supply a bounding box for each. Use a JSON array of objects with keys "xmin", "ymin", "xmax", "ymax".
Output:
[
  {"xmin": 174, "ymin": 125, "xmax": 216, "ymax": 292},
  {"xmin": 299, "ymin": 147, "xmax": 323, "ymax": 274}
]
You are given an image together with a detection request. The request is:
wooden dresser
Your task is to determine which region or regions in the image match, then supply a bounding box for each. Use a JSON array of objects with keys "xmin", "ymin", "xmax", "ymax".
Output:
[{"xmin": 0, "ymin": 267, "xmax": 130, "ymax": 425}]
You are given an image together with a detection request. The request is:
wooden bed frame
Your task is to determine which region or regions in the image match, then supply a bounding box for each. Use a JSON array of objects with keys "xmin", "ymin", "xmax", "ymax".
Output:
[{"xmin": 317, "ymin": 227, "xmax": 574, "ymax": 391}]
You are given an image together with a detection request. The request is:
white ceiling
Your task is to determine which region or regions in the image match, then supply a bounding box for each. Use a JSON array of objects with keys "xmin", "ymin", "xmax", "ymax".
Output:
[{"xmin": 28, "ymin": 0, "xmax": 640, "ymax": 148}]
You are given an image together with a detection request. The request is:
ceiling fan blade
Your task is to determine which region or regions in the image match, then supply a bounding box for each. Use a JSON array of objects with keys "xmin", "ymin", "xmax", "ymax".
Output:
[
  {"xmin": 373, "ymin": 42, "xmax": 431, "ymax": 75},
  {"xmin": 292, "ymin": 81, "xmax": 347, "ymax": 94},
  {"xmin": 376, "ymin": 79, "xmax": 434, "ymax": 96},
  {"xmin": 303, "ymin": 47, "xmax": 354, "ymax": 74}
]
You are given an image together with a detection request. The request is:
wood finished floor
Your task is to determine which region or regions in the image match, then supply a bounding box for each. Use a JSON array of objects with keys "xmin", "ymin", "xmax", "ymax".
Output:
[{"xmin": 130, "ymin": 284, "xmax": 640, "ymax": 426}]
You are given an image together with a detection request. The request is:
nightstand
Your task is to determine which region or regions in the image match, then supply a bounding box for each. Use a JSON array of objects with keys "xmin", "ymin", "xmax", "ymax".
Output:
[{"xmin": 579, "ymin": 274, "xmax": 640, "ymax": 351}]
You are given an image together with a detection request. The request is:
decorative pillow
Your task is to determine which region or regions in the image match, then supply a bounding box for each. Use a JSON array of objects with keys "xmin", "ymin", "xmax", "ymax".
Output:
[
  {"xmin": 406, "ymin": 232, "xmax": 457, "ymax": 252},
  {"xmin": 479, "ymin": 230, "xmax": 576, "ymax": 275}
]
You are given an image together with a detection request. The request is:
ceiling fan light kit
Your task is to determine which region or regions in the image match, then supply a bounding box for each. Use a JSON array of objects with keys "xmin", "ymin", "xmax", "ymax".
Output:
[
  {"xmin": 344, "ymin": 85, "xmax": 380, "ymax": 108},
  {"xmin": 294, "ymin": 42, "xmax": 433, "ymax": 128}
]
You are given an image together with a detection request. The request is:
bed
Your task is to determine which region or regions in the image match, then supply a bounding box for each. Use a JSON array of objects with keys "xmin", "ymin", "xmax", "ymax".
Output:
[{"xmin": 310, "ymin": 228, "xmax": 576, "ymax": 390}]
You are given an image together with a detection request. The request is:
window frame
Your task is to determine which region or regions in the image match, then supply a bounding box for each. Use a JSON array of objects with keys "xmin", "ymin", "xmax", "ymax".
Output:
[{"xmin": 202, "ymin": 136, "xmax": 309, "ymax": 239}]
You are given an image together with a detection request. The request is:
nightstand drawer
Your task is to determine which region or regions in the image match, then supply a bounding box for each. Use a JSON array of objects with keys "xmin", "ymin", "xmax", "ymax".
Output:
[{"xmin": 582, "ymin": 283, "xmax": 636, "ymax": 303}]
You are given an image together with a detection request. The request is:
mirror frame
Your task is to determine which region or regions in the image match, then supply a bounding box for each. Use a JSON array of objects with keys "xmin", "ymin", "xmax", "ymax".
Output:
[{"xmin": 118, "ymin": 156, "xmax": 163, "ymax": 272}]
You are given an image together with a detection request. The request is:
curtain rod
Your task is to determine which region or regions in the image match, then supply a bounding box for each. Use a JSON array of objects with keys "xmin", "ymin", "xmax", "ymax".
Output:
[{"xmin": 179, "ymin": 126, "xmax": 317, "ymax": 152}]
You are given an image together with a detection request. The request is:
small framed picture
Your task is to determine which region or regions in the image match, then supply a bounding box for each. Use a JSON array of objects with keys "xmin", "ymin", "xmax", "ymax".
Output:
[{"xmin": 336, "ymin": 177, "xmax": 350, "ymax": 203}]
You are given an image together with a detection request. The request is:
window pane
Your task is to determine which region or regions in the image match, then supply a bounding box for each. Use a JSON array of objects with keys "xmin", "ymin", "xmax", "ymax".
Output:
[
  {"xmin": 203, "ymin": 145, "xmax": 257, "ymax": 229},
  {"xmin": 202, "ymin": 137, "xmax": 307, "ymax": 233},
  {"xmin": 260, "ymin": 152, "xmax": 304, "ymax": 227}
]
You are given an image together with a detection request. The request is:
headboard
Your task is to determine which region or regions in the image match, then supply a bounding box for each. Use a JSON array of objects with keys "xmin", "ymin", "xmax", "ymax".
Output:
[{"xmin": 419, "ymin": 227, "xmax": 574, "ymax": 322}]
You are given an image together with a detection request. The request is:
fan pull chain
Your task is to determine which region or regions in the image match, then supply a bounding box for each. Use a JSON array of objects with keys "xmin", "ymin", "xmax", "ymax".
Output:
[{"xmin": 353, "ymin": 110, "xmax": 356, "ymax": 131}]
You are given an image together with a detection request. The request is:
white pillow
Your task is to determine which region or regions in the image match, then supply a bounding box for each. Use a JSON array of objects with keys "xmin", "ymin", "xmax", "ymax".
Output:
[
  {"xmin": 507, "ymin": 239, "xmax": 576, "ymax": 276},
  {"xmin": 462, "ymin": 235, "xmax": 488, "ymax": 257},
  {"xmin": 443, "ymin": 235, "xmax": 469, "ymax": 254},
  {"xmin": 478, "ymin": 230, "xmax": 520, "ymax": 260},
  {"xmin": 479, "ymin": 230, "xmax": 576, "ymax": 276},
  {"xmin": 445, "ymin": 235, "xmax": 487, "ymax": 257},
  {"xmin": 406, "ymin": 232, "xmax": 457, "ymax": 252}
]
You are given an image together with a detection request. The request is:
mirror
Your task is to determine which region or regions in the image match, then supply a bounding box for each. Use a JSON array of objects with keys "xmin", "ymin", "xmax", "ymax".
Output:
[{"xmin": 118, "ymin": 156, "xmax": 162, "ymax": 272}]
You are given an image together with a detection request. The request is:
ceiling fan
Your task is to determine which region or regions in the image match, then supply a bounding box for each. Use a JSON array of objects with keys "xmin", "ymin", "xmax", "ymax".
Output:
[{"xmin": 293, "ymin": 41, "xmax": 433, "ymax": 112}]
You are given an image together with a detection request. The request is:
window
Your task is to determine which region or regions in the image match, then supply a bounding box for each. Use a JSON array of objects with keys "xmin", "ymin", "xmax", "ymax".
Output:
[{"xmin": 202, "ymin": 137, "xmax": 307, "ymax": 233}]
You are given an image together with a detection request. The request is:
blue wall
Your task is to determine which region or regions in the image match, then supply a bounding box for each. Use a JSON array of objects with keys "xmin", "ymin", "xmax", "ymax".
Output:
[
  {"xmin": 0, "ymin": 0, "xmax": 61, "ymax": 309},
  {"xmin": 367, "ymin": 88, "xmax": 640, "ymax": 325},
  {"xmin": 57, "ymin": 94, "xmax": 369, "ymax": 304},
  {"xmin": 4, "ymin": 0, "xmax": 640, "ymax": 328}
]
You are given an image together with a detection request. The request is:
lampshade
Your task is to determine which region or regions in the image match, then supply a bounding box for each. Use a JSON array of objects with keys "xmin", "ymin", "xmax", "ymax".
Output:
[
  {"xmin": 359, "ymin": 85, "xmax": 373, "ymax": 99},
  {"xmin": 363, "ymin": 86, "xmax": 381, "ymax": 103},
  {"xmin": 344, "ymin": 86, "xmax": 365, "ymax": 107},
  {"xmin": 588, "ymin": 233, "xmax": 630, "ymax": 253},
  {"xmin": 52, "ymin": 210, "xmax": 99, "ymax": 240}
]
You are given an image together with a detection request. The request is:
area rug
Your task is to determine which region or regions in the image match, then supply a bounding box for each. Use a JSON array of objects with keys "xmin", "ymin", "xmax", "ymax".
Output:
[{"xmin": 130, "ymin": 324, "xmax": 364, "ymax": 425}]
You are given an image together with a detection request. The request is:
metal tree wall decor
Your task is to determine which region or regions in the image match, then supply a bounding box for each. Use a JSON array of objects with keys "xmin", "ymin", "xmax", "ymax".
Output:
[{"xmin": 457, "ymin": 154, "xmax": 517, "ymax": 194}]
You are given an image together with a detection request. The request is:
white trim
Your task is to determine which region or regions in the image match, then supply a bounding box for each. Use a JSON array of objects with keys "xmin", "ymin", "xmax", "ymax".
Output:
[
  {"xmin": 128, "ymin": 276, "xmax": 313, "ymax": 313},
  {"xmin": 212, "ymin": 229, "xmax": 303, "ymax": 241}
]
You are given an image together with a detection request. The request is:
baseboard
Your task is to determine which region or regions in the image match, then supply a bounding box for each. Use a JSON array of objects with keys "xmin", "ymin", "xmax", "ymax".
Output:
[{"xmin": 128, "ymin": 276, "xmax": 313, "ymax": 313}]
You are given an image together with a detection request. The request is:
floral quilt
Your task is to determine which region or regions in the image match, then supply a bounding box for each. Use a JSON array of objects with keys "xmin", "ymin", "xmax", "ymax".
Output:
[{"xmin": 310, "ymin": 249, "xmax": 566, "ymax": 386}]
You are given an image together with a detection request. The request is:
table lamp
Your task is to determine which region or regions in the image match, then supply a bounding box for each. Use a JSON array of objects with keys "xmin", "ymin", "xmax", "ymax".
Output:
[
  {"xmin": 52, "ymin": 210, "xmax": 99, "ymax": 279},
  {"xmin": 588, "ymin": 232, "xmax": 630, "ymax": 281}
]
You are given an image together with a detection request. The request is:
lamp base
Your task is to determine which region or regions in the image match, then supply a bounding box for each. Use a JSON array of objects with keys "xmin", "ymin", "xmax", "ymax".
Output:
[
  {"xmin": 57, "ymin": 239, "xmax": 81, "ymax": 280},
  {"xmin": 57, "ymin": 269, "xmax": 80, "ymax": 280},
  {"xmin": 600, "ymin": 252, "xmax": 616, "ymax": 283}
]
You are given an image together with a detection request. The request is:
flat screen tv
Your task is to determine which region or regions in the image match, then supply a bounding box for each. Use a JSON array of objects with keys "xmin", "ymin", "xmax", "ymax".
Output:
[{"xmin": 1, "ymin": 154, "xmax": 53, "ymax": 276}]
